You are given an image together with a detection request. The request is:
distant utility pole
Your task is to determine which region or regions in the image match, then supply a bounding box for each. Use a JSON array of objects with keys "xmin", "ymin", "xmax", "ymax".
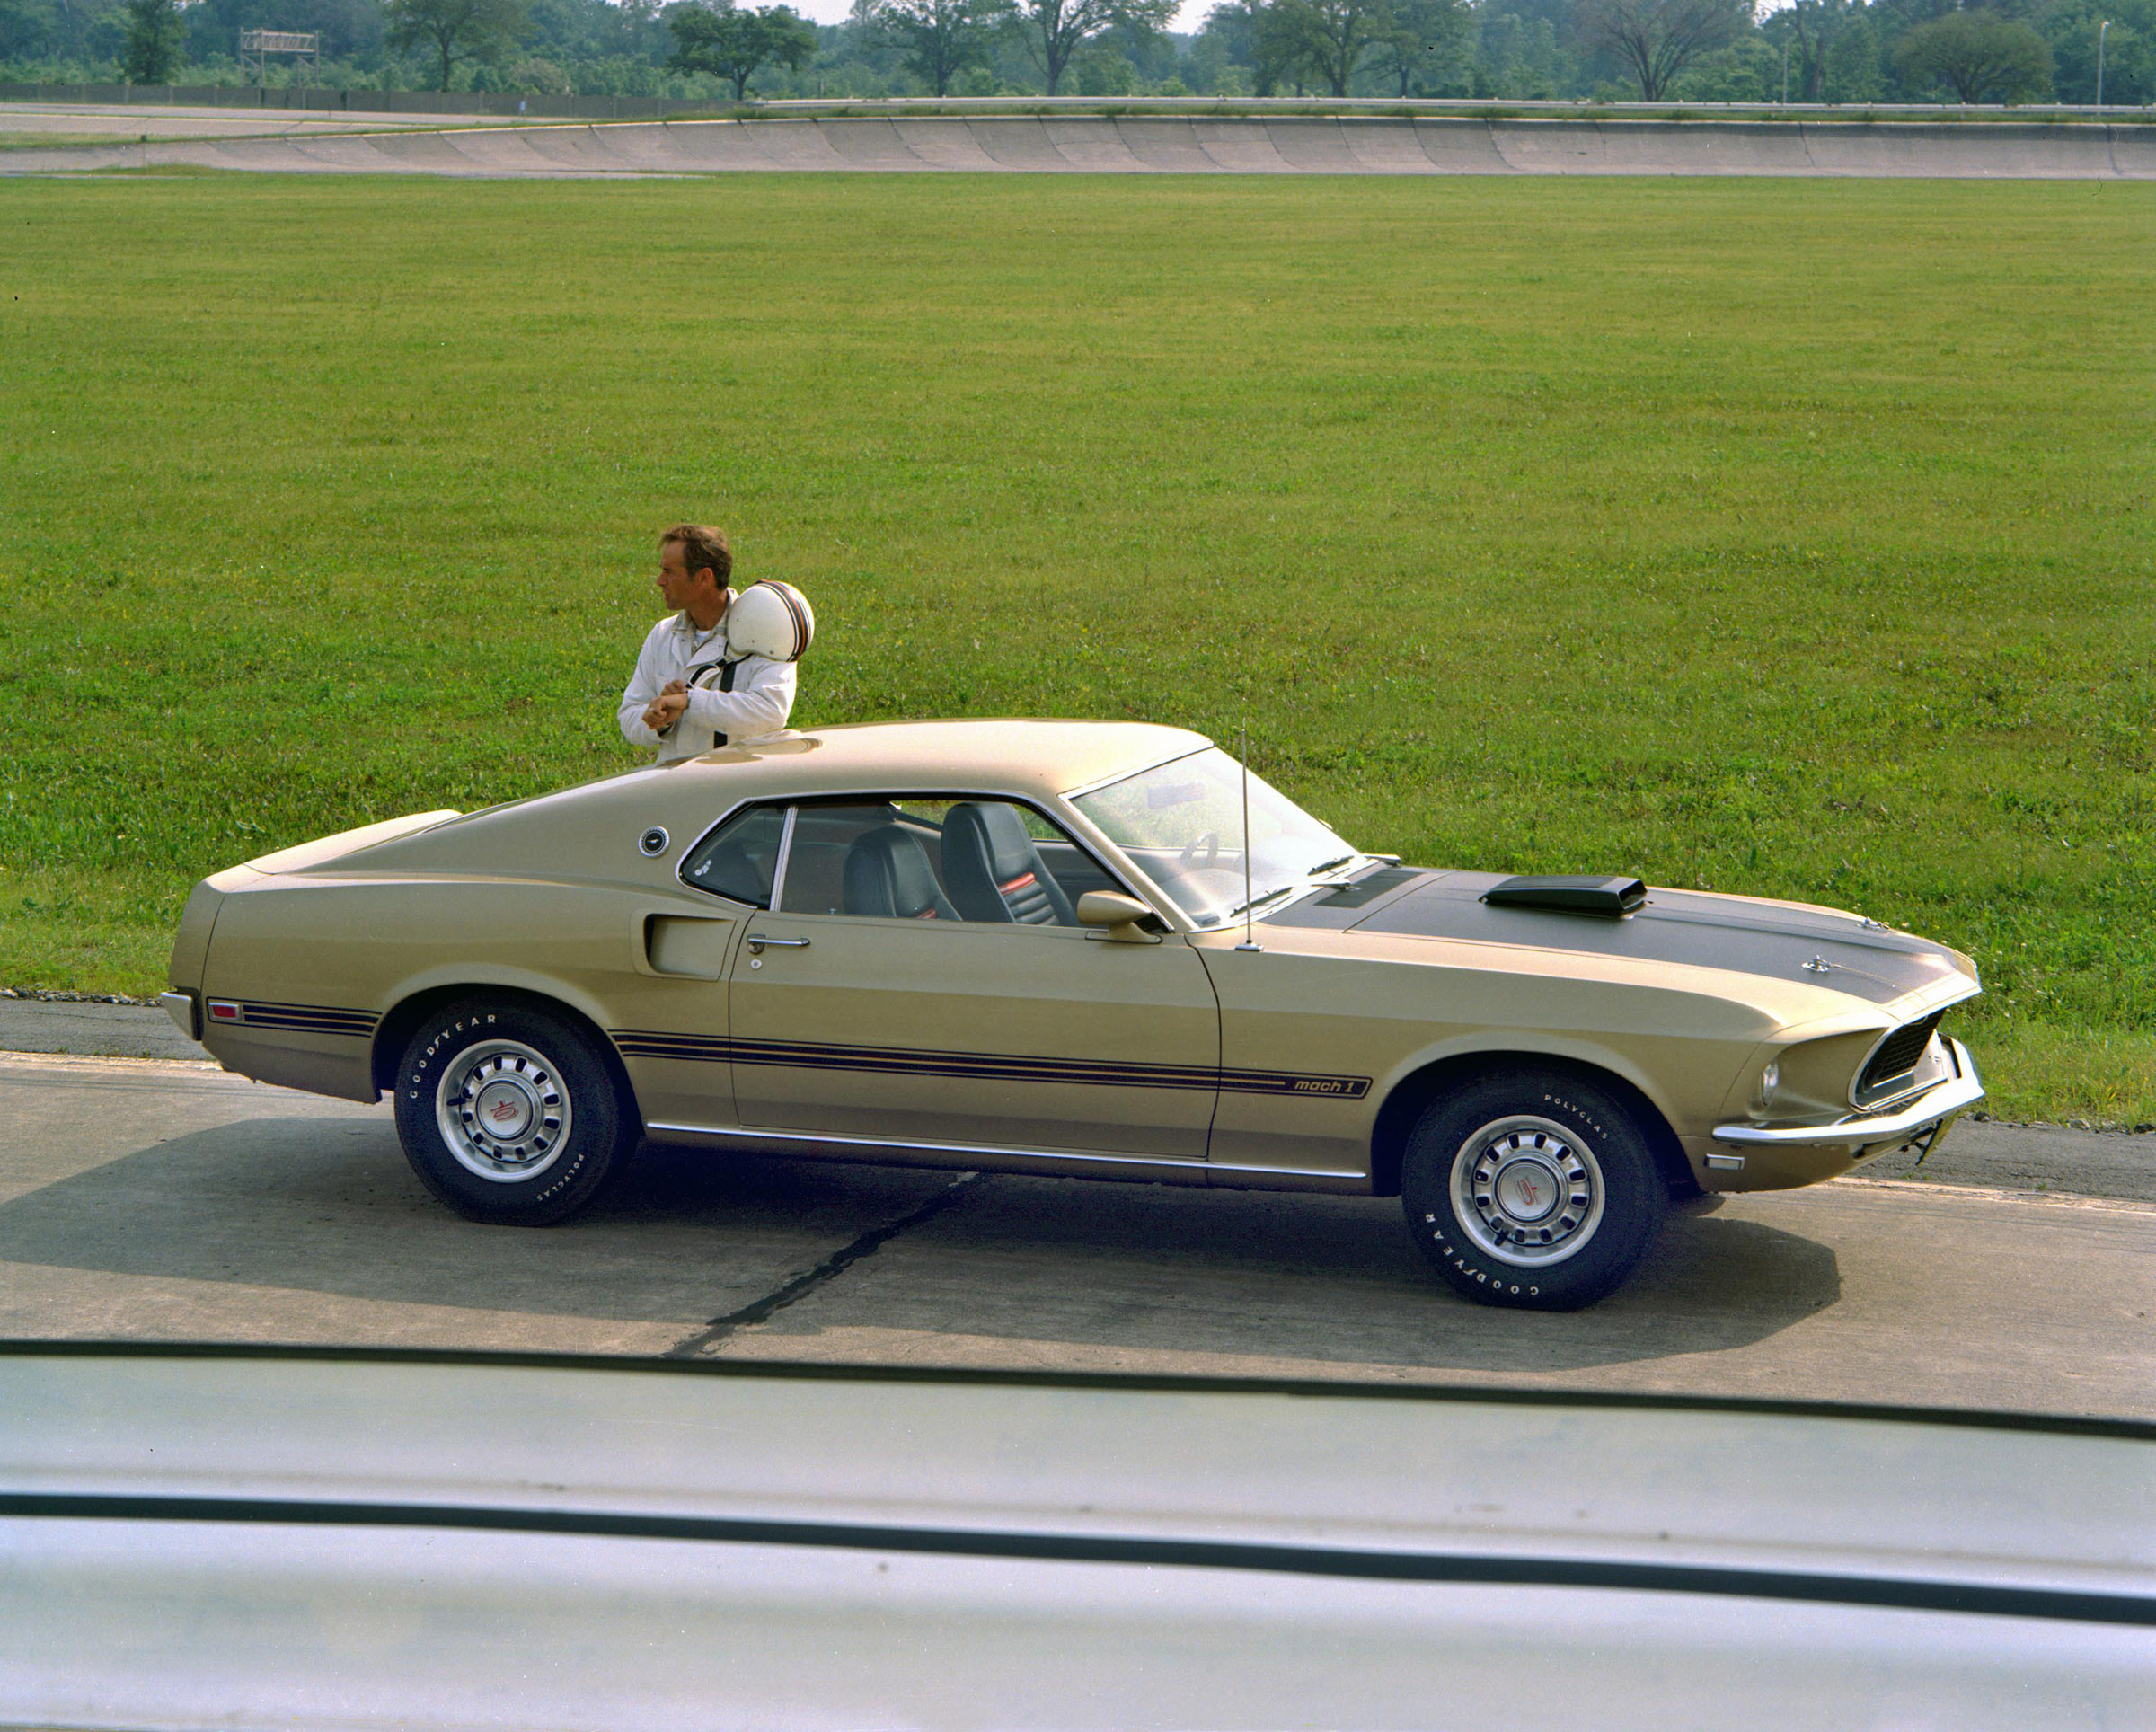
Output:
[
  {"xmin": 2095, "ymin": 19, "xmax": 2108, "ymax": 109},
  {"xmin": 1780, "ymin": 40, "xmax": 1789, "ymax": 105}
]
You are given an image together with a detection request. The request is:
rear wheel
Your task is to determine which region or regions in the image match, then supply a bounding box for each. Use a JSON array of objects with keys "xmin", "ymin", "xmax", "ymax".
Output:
[
  {"xmin": 393, "ymin": 999, "xmax": 634, "ymax": 1225},
  {"xmin": 1401, "ymin": 1069, "xmax": 1665, "ymax": 1311}
]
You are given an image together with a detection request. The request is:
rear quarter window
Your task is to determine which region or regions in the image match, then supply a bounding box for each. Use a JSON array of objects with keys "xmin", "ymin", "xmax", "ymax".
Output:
[{"xmin": 681, "ymin": 804, "xmax": 786, "ymax": 908}]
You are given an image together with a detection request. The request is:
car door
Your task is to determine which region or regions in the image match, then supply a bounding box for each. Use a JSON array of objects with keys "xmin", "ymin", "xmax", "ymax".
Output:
[
  {"xmin": 727, "ymin": 797, "xmax": 1220, "ymax": 1162},
  {"xmin": 613, "ymin": 801, "xmax": 787, "ymax": 1133}
]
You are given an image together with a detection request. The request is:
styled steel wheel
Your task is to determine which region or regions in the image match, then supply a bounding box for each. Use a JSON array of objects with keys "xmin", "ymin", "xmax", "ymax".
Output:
[
  {"xmin": 393, "ymin": 999, "xmax": 636, "ymax": 1225},
  {"xmin": 436, "ymin": 1039, "xmax": 573, "ymax": 1183},
  {"xmin": 1401, "ymin": 1070, "xmax": 1666, "ymax": 1311},
  {"xmin": 1449, "ymin": 1116, "xmax": 1606, "ymax": 1267}
]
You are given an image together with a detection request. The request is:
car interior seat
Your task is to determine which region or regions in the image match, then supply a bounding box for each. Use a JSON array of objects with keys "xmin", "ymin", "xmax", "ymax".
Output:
[
  {"xmin": 942, "ymin": 803, "xmax": 1077, "ymax": 925},
  {"xmin": 843, "ymin": 826, "xmax": 961, "ymax": 921}
]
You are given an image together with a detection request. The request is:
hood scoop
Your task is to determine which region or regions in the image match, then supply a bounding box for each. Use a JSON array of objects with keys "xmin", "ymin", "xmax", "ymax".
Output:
[{"xmin": 1480, "ymin": 875, "xmax": 1647, "ymax": 917}]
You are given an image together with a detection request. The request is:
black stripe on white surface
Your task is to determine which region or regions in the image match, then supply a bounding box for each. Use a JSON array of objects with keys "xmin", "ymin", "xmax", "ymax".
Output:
[{"xmin": 2, "ymin": 1491, "xmax": 2146, "ymax": 1629}]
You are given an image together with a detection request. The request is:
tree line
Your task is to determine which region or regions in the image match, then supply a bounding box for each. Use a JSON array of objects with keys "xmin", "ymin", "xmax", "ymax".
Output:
[{"xmin": 5, "ymin": 0, "xmax": 2145, "ymax": 107}]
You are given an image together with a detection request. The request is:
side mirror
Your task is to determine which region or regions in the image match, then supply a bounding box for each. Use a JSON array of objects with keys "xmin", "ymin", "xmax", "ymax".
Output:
[{"xmin": 1076, "ymin": 891, "xmax": 1161, "ymax": 943}]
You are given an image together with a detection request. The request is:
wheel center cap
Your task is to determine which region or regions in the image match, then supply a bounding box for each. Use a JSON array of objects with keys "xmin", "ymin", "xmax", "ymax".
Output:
[
  {"xmin": 473, "ymin": 1080, "xmax": 534, "ymax": 1141},
  {"xmin": 1493, "ymin": 1156, "xmax": 1561, "ymax": 1223}
]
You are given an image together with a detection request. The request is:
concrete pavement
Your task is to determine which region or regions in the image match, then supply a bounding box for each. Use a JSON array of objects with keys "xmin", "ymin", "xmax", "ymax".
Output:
[{"xmin": 0, "ymin": 1047, "xmax": 2147, "ymax": 1418}]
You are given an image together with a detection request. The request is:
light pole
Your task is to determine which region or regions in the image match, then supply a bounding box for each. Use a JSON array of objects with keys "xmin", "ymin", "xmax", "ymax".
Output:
[
  {"xmin": 2095, "ymin": 20, "xmax": 2108, "ymax": 110},
  {"xmin": 1781, "ymin": 40, "xmax": 1789, "ymax": 105}
]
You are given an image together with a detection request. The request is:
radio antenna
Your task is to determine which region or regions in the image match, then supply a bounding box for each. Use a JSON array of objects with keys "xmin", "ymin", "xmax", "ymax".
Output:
[{"xmin": 1236, "ymin": 712, "xmax": 1260, "ymax": 954}]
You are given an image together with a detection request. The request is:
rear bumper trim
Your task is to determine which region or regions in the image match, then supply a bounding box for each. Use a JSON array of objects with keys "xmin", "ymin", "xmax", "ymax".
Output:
[{"xmin": 155, "ymin": 991, "xmax": 199, "ymax": 1042}]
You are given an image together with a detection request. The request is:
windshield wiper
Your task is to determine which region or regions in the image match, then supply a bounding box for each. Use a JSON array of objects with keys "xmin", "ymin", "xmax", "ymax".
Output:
[
  {"xmin": 1228, "ymin": 885, "xmax": 1297, "ymax": 919},
  {"xmin": 1304, "ymin": 854, "xmax": 1358, "ymax": 878}
]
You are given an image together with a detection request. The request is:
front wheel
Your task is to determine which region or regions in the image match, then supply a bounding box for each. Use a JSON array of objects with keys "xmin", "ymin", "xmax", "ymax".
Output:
[
  {"xmin": 393, "ymin": 999, "xmax": 635, "ymax": 1225},
  {"xmin": 1401, "ymin": 1070, "xmax": 1666, "ymax": 1311}
]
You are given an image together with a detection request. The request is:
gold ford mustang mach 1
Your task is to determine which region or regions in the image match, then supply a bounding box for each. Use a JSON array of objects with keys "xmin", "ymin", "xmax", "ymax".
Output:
[{"xmin": 161, "ymin": 721, "xmax": 1984, "ymax": 1311}]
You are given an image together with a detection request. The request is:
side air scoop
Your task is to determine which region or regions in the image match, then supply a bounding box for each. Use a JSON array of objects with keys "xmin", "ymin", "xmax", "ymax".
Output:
[{"xmin": 1480, "ymin": 875, "xmax": 1648, "ymax": 916}]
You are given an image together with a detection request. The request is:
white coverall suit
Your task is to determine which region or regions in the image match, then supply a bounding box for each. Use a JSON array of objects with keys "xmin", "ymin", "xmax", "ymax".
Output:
[{"xmin": 618, "ymin": 602, "xmax": 797, "ymax": 765}]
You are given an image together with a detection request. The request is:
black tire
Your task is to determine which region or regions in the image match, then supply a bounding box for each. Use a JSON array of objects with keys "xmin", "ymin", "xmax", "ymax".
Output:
[
  {"xmin": 392, "ymin": 998, "xmax": 635, "ymax": 1225},
  {"xmin": 1401, "ymin": 1068, "xmax": 1666, "ymax": 1311}
]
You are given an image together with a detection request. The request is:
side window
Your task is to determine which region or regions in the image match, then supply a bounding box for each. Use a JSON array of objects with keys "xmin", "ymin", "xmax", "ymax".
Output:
[
  {"xmin": 772, "ymin": 797, "xmax": 1099, "ymax": 927},
  {"xmin": 681, "ymin": 804, "xmax": 786, "ymax": 909},
  {"xmin": 777, "ymin": 801, "xmax": 923, "ymax": 917}
]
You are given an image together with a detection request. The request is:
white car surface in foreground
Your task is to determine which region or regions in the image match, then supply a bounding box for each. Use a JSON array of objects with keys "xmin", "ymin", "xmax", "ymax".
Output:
[{"xmin": 0, "ymin": 1346, "xmax": 2149, "ymax": 1729}]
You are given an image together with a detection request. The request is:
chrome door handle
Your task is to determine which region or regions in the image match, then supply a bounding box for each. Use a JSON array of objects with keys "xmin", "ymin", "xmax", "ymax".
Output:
[{"xmin": 746, "ymin": 934, "xmax": 810, "ymax": 954}]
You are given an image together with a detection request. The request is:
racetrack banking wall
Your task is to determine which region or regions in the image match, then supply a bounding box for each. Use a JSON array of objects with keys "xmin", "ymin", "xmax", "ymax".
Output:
[{"xmin": 5, "ymin": 116, "xmax": 2154, "ymax": 178}]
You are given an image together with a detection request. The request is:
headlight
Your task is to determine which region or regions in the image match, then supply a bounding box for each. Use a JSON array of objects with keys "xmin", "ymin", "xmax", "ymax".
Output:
[{"xmin": 1757, "ymin": 1031, "xmax": 1886, "ymax": 1123}]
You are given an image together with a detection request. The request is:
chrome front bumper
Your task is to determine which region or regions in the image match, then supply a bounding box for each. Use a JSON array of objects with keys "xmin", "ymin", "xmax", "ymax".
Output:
[{"xmin": 1710, "ymin": 1038, "xmax": 1984, "ymax": 1151}]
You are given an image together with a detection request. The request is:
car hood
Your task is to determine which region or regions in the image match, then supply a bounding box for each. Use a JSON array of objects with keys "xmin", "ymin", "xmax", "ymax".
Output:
[{"xmin": 1276, "ymin": 870, "xmax": 1973, "ymax": 1008}]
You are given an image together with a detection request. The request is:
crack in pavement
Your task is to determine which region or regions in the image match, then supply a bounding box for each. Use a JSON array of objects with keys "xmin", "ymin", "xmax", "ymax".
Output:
[{"xmin": 665, "ymin": 1171, "xmax": 985, "ymax": 1359}]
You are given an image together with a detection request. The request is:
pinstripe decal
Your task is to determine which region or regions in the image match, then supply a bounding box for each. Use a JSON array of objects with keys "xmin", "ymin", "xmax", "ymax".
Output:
[
  {"xmin": 612, "ymin": 1031, "xmax": 1369, "ymax": 1100},
  {"xmin": 231, "ymin": 1001, "xmax": 378, "ymax": 1038}
]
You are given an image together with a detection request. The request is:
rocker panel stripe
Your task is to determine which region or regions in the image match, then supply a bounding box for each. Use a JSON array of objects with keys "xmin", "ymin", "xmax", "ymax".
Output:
[{"xmin": 611, "ymin": 1031, "xmax": 1369, "ymax": 1100}]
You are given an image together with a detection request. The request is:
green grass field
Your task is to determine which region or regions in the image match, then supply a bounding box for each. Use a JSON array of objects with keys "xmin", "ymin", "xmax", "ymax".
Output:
[{"xmin": 2, "ymin": 172, "xmax": 2151, "ymax": 1122}]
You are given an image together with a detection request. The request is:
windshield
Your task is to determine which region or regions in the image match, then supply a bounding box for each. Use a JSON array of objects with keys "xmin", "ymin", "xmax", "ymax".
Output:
[{"xmin": 1070, "ymin": 748, "xmax": 1365, "ymax": 929}]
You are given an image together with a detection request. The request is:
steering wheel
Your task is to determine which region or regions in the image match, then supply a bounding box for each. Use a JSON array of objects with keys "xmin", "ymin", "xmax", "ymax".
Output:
[{"xmin": 1177, "ymin": 832, "xmax": 1221, "ymax": 870}]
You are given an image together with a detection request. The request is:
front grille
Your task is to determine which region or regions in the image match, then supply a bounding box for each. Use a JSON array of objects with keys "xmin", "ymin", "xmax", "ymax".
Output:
[{"xmin": 1856, "ymin": 1011, "xmax": 1945, "ymax": 1105}]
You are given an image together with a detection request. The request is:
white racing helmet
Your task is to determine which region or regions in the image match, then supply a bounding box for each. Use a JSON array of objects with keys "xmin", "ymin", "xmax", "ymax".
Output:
[{"xmin": 724, "ymin": 580, "xmax": 815, "ymax": 663}]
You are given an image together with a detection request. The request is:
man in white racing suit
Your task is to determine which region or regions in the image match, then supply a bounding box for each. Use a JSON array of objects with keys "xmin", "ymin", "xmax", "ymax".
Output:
[{"xmin": 618, "ymin": 523, "xmax": 796, "ymax": 765}]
